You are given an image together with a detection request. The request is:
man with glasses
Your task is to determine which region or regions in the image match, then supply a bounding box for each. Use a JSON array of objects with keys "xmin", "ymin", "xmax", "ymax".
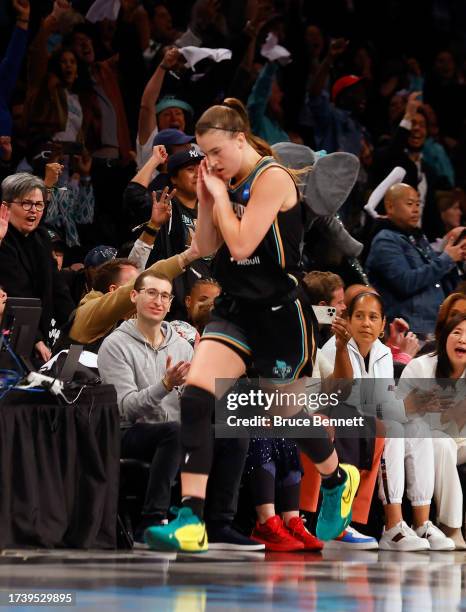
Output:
[
  {"xmin": 98, "ymin": 270, "xmax": 193, "ymax": 541},
  {"xmin": 0, "ymin": 172, "xmax": 74, "ymax": 362}
]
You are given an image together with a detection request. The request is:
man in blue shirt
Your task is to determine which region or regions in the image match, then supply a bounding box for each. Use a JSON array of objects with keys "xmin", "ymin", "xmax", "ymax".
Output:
[{"xmin": 365, "ymin": 183, "xmax": 466, "ymax": 335}]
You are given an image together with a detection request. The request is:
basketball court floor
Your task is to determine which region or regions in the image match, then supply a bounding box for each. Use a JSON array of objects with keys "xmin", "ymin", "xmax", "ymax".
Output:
[{"xmin": 0, "ymin": 547, "xmax": 464, "ymax": 611}]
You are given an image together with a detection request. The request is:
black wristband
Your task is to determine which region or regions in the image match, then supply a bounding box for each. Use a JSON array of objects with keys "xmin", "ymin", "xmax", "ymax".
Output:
[{"xmin": 142, "ymin": 224, "xmax": 159, "ymax": 237}]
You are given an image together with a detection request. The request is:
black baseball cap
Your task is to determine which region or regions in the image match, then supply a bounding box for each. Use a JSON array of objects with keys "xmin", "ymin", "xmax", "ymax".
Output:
[{"xmin": 167, "ymin": 146, "xmax": 204, "ymax": 176}]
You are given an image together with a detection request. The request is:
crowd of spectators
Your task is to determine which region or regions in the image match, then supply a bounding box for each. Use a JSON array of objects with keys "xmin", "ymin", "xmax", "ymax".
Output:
[{"xmin": 2, "ymin": 0, "xmax": 466, "ymax": 552}]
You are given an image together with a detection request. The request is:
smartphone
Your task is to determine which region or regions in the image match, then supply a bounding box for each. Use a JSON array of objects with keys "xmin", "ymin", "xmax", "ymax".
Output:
[
  {"xmin": 454, "ymin": 229, "xmax": 466, "ymax": 246},
  {"xmin": 312, "ymin": 305, "xmax": 337, "ymax": 325}
]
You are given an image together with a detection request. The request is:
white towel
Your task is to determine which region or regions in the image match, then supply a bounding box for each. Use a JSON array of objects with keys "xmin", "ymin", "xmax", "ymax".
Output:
[
  {"xmin": 260, "ymin": 32, "xmax": 291, "ymax": 65},
  {"xmin": 179, "ymin": 46, "xmax": 232, "ymax": 70},
  {"xmin": 364, "ymin": 166, "xmax": 407, "ymax": 218},
  {"xmin": 86, "ymin": 0, "xmax": 121, "ymax": 23}
]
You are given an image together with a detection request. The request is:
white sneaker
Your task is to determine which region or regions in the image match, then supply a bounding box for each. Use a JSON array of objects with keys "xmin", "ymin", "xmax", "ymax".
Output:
[
  {"xmin": 325, "ymin": 525, "xmax": 379, "ymax": 550},
  {"xmin": 414, "ymin": 521, "xmax": 455, "ymax": 551},
  {"xmin": 379, "ymin": 521, "xmax": 430, "ymax": 552}
]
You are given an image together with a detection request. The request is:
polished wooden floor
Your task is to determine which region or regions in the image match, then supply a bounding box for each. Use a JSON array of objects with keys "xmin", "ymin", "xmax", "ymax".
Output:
[{"xmin": 0, "ymin": 548, "xmax": 464, "ymax": 610}]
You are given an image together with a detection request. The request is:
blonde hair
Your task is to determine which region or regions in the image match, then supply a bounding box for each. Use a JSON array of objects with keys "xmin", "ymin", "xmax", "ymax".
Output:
[{"xmin": 195, "ymin": 97, "xmax": 274, "ymax": 158}]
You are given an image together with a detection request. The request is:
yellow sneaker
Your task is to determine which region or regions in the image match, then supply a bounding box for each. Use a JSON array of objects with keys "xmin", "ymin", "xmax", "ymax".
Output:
[
  {"xmin": 316, "ymin": 463, "xmax": 360, "ymax": 541},
  {"xmin": 145, "ymin": 507, "xmax": 208, "ymax": 552}
]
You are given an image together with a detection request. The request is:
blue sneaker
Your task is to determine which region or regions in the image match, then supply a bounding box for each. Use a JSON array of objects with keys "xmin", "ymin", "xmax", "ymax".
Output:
[
  {"xmin": 325, "ymin": 526, "xmax": 378, "ymax": 550},
  {"xmin": 145, "ymin": 507, "xmax": 208, "ymax": 552}
]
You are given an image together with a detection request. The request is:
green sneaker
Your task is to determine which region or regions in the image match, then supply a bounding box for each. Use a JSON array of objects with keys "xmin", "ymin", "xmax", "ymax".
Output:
[
  {"xmin": 316, "ymin": 464, "xmax": 360, "ymax": 541},
  {"xmin": 144, "ymin": 507, "xmax": 208, "ymax": 552}
]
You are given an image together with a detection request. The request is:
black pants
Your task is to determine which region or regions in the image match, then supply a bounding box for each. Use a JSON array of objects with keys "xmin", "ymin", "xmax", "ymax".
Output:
[
  {"xmin": 121, "ymin": 422, "xmax": 181, "ymax": 517},
  {"xmin": 205, "ymin": 436, "xmax": 250, "ymax": 527}
]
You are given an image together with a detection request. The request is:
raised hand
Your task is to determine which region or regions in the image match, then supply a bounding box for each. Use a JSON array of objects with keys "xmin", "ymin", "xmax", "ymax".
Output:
[
  {"xmin": 404, "ymin": 91, "xmax": 423, "ymax": 120},
  {"xmin": 198, "ymin": 158, "xmax": 228, "ymax": 199},
  {"xmin": 161, "ymin": 47, "xmax": 181, "ymax": 70},
  {"xmin": 332, "ymin": 316, "xmax": 352, "ymax": 350},
  {"xmin": 0, "ymin": 203, "xmax": 10, "ymax": 242},
  {"xmin": 51, "ymin": 0, "xmax": 71, "ymax": 21},
  {"xmin": 0, "ymin": 136, "xmax": 12, "ymax": 162},
  {"xmin": 399, "ymin": 331, "xmax": 420, "ymax": 358},
  {"xmin": 328, "ymin": 38, "xmax": 349, "ymax": 59},
  {"xmin": 150, "ymin": 187, "xmax": 175, "ymax": 228},
  {"xmin": 44, "ymin": 162, "xmax": 64, "ymax": 188},
  {"xmin": 13, "ymin": 0, "xmax": 30, "ymax": 22},
  {"xmin": 151, "ymin": 145, "xmax": 168, "ymax": 166},
  {"xmin": 164, "ymin": 355, "xmax": 190, "ymax": 390}
]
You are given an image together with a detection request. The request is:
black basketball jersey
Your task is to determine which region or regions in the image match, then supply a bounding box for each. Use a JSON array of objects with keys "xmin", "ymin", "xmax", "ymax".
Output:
[{"xmin": 212, "ymin": 156, "xmax": 304, "ymax": 305}]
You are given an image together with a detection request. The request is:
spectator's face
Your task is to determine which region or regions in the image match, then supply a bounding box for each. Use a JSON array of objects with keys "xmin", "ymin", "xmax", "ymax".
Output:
[
  {"xmin": 132, "ymin": 278, "xmax": 173, "ymax": 323},
  {"xmin": 329, "ymin": 287, "xmax": 346, "ymax": 318},
  {"xmin": 197, "ymin": 131, "xmax": 244, "ymax": 180},
  {"xmin": 59, "ymin": 51, "xmax": 78, "ymax": 87},
  {"xmin": 446, "ymin": 320, "xmax": 466, "ymax": 371},
  {"xmin": 0, "ymin": 287, "xmax": 7, "ymax": 318},
  {"xmin": 158, "ymin": 107, "xmax": 186, "ymax": 131},
  {"xmin": 386, "ymin": 186, "xmax": 420, "ymax": 230},
  {"xmin": 349, "ymin": 295, "xmax": 385, "ymax": 349},
  {"xmin": 152, "ymin": 6, "xmax": 176, "ymax": 43},
  {"xmin": 407, "ymin": 113, "xmax": 427, "ymax": 150},
  {"xmin": 8, "ymin": 188, "xmax": 45, "ymax": 236},
  {"xmin": 434, "ymin": 51, "xmax": 456, "ymax": 80},
  {"xmin": 338, "ymin": 83, "xmax": 367, "ymax": 117},
  {"xmin": 171, "ymin": 164, "xmax": 199, "ymax": 196},
  {"xmin": 447, "ymin": 299, "xmax": 466, "ymax": 324},
  {"xmin": 441, "ymin": 201, "xmax": 462, "ymax": 231},
  {"xmin": 305, "ymin": 25, "xmax": 324, "ymax": 57},
  {"xmin": 185, "ymin": 282, "xmax": 221, "ymax": 330},
  {"xmin": 72, "ymin": 32, "xmax": 95, "ymax": 65}
]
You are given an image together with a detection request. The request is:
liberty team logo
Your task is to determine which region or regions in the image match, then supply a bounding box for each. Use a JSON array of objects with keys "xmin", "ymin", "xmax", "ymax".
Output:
[{"xmin": 273, "ymin": 360, "xmax": 292, "ymax": 379}]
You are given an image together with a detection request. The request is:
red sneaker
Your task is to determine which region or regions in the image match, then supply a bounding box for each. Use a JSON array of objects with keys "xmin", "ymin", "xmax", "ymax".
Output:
[
  {"xmin": 286, "ymin": 516, "xmax": 324, "ymax": 551},
  {"xmin": 251, "ymin": 515, "xmax": 305, "ymax": 552}
]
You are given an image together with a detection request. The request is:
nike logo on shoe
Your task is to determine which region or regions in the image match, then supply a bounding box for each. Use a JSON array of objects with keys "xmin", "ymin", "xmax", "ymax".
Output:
[
  {"xmin": 198, "ymin": 529, "xmax": 207, "ymax": 547},
  {"xmin": 271, "ymin": 306, "xmax": 283, "ymax": 311},
  {"xmin": 184, "ymin": 453, "xmax": 191, "ymax": 464}
]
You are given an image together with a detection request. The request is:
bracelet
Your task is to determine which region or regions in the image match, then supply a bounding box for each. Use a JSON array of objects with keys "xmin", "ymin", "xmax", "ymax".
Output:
[
  {"xmin": 162, "ymin": 376, "xmax": 172, "ymax": 392},
  {"xmin": 80, "ymin": 175, "xmax": 91, "ymax": 183},
  {"xmin": 142, "ymin": 223, "xmax": 159, "ymax": 237},
  {"xmin": 160, "ymin": 63, "xmax": 170, "ymax": 71},
  {"xmin": 17, "ymin": 19, "xmax": 29, "ymax": 23}
]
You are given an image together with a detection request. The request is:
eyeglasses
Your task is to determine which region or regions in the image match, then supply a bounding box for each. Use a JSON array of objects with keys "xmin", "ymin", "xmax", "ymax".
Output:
[
  {"xmin": 11, "ymin": 200, "xmax": 46, "ymax": 212},
  {"xmin": 137, "ymin": 288, "xmax": 174, "ymax": 304}
]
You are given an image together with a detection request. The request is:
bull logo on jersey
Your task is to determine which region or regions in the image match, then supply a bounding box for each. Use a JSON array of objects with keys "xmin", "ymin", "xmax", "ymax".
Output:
[{"xmin": 273, "ymin": 360, "xmax": 292, "ymax": 379}]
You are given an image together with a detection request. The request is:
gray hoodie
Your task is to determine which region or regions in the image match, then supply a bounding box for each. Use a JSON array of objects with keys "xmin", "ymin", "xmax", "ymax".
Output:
[{"xmin": 98, "ymin": 319, "xmax": 193, "ymax": 425}]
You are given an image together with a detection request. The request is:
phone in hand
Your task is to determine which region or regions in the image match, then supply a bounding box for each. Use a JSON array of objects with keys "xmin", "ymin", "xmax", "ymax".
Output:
[
  {"xmin": 454, "ymin": 228, "xmax": 466, "ymax": 246},
  {"xmin": 312, "ymin": 305, "xmax": 337, "ymax": 325}
]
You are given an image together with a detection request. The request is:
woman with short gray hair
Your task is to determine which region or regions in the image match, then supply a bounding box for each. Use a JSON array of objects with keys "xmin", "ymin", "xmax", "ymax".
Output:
[
  {"xmin": 1, "ymin": 172, "xmax": 47, "ymax": 207},
  {"xmin": 0, "ymin": 172, "xmax": 74, "ymax": 363}
]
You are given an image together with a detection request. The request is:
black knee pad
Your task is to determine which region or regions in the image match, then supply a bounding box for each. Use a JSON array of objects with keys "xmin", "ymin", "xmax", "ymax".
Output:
[{"xmin": 180, "ymin": 385, "xmax": 215, "ymax": 474}]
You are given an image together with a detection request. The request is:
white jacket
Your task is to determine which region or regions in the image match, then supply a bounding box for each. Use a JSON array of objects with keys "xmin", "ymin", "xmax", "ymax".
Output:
[
  {"xmin": 321, "ymin": 335, "xmax": 407, "ymax": 423},
  {"xmin": 400, "ymin": 353, "xmax": 466, "ymax": 440}
]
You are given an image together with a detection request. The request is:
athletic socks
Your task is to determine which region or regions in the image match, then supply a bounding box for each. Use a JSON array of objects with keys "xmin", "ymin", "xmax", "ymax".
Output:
[
  {"xmin": 181, "ymin": 496, "xmax": 205, "ymax": 520},
  {"xmin": 321, "ymin": 464, "xmax": 346, "ymax": 489}
]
